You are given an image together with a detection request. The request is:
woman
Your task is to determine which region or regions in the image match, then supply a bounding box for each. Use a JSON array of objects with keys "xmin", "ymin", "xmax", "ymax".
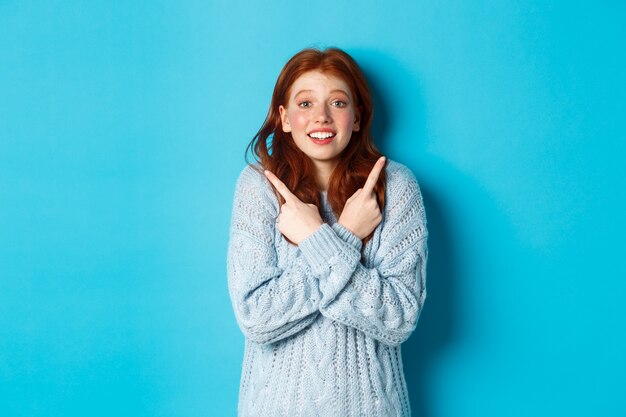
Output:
[{"xmin": 227, "ymin": 47, "xmax": 428, "ymax": 417}]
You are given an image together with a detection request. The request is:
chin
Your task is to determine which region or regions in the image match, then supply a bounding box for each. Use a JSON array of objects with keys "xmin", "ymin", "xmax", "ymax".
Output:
[{"xmin": 309, "ymin": 150, "xmax": 340, "ymax": 159}]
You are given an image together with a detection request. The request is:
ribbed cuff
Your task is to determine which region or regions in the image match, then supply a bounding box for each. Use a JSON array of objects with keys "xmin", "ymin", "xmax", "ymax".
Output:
[
  {"xmin": 299, "ymin": 223, "xmax": 353, "ymax": 275},
  {"xmin": 331, "ymin": 222, "xmax": 363, "ymax": 252}
]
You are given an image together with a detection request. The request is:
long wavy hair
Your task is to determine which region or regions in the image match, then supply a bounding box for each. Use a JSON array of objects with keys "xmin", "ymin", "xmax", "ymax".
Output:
[{"xmin": 245, "ymin": 47, "xmax": 386, "ymax": 246}]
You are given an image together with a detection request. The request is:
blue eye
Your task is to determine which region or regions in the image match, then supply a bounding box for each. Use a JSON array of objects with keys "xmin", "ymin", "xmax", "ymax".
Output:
[
  {"xmin": 332, "ymin": 100, "xmax": 347, "ymax": 108},
  {"xmin": 298, "ymin": 101, "xmax": 312, "ymax": 108}
]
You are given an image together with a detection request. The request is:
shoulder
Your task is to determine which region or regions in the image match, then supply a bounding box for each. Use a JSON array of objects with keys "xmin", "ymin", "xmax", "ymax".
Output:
[
  {"xmin": 233, "ymin": 162, "xmax": 280, "ymax": 214},
  {"xmin": 236, "ymin": 162, "xmax": 265, "ymax": 187},
  {"xmin": 382, "ymin": 158, "xmax": 427, "ymax": 235},
  {"xmin": 384, "ymin": 158, "xmax": 421, "ymax": 199}
]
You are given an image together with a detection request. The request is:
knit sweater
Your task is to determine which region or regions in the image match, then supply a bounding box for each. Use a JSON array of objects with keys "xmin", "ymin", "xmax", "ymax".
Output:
[{"xmin": 226, "ymin": 159, "xmax": 428, "ymax": 417}]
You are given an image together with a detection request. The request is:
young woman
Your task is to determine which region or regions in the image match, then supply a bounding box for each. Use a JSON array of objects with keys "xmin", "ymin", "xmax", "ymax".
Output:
[{"xmin": 227, "ymin": 47, "xmax": 428, "ymax": 417}]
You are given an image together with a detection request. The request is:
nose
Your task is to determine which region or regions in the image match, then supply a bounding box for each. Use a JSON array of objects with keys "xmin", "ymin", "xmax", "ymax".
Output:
[{"xmin": 314, "ymin": 103, "xmax": 332, "ymax": 123}]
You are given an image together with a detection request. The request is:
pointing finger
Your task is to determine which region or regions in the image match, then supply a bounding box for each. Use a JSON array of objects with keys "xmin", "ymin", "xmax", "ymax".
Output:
[
  {"xmin": 362, "ymin": 156, "xmax": 386, "ymax": 195},
  {"xmin": 264, "ymin": 170, "xmax": 298, "ymax": 204}
]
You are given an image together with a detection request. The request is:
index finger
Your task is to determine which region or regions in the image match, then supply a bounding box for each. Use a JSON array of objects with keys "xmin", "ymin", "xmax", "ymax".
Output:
[
  {"xmin": 264, "ymin": 169, "xmax": 298, "ymax": 204},
  {"xmin": 362, "ymin": 156, "xmax": 386, "ymax": 194}
]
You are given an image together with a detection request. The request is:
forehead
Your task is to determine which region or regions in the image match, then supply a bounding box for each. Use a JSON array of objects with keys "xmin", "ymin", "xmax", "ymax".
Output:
[{"xmin": 288, "ymin": 70, "xmax": 353, "ymax": 98}]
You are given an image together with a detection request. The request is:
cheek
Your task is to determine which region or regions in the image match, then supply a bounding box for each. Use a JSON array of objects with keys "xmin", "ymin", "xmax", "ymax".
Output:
[
  {"xmin": 289, "ymin": 112, "xmax": 309, "ymax": 129},
  {"xmin": 337, "ymin": 111, "xmax": 356, "ymax": 128}
]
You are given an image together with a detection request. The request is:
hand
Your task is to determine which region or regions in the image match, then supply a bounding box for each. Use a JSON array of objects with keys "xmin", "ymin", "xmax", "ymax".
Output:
[
  {"xmin": 338, "ymin": 156, "xmax": 386, "ymax": 240},
  {"xmin": 263, "ymin": 170, "xmax": 324, "ymax": 245}
]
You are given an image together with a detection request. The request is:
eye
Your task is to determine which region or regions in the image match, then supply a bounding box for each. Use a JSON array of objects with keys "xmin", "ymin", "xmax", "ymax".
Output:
[
  {"xmin": 332, "ymin": 100, "xmax": 347, "ymax": 108},
  {"xmin": 298, "ymin": 100, "xmax": 312, "ymax": 108}
]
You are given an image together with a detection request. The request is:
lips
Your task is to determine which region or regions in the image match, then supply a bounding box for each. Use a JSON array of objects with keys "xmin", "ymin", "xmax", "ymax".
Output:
[{"xmin": 307, "ymin": 129, "xmax": 336, "ymax": 139}]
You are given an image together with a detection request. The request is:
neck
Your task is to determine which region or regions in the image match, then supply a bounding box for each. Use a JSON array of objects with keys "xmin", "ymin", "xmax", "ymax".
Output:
[{"xmin": 312, "ymin": 159, "xmax": 337, "ymax": 192}]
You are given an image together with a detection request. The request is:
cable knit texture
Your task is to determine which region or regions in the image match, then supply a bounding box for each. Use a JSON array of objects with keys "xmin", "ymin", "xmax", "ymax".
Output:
[{"xmin": 227, "ymin": 159, "xmax": 428, "ymax": 417}]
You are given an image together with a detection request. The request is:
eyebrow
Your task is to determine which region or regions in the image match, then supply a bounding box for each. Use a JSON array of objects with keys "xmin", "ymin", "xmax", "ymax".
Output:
[{"xmin": 294, "ymin": 89, "xmax": 350, "ymax": 98}]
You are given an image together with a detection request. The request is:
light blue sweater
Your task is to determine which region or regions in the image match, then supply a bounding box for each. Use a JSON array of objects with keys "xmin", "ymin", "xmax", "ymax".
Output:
[{"xmin": 227, "ymin": 159, "xmax": 428, "ymax": 417}]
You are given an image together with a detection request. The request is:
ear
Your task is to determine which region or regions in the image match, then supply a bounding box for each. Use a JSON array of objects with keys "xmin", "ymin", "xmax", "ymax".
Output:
[
  {"xmin": 279, "ymin": 105, "xmax": 292, "ymax": 133},
  {"xmin": 352, "ymin": 109, "xmax": 361, "ymax": 132}
]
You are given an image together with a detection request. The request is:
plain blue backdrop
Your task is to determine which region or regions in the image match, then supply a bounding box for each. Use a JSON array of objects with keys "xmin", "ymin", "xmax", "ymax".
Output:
[{"xmin": 1, "ymin": 1, "xmax": 625, "ymax": 416}]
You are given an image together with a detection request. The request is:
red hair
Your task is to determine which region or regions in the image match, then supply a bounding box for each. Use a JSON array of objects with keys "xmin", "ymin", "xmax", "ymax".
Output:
[{"xmin": 245, "ymin": 47, "xmax": 386, "ymax": 246}]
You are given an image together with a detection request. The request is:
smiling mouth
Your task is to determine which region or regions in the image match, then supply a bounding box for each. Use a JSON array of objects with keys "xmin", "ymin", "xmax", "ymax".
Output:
[{"xmin": 307, "ymin": 132, "xmax": 336, "ymax": 139}]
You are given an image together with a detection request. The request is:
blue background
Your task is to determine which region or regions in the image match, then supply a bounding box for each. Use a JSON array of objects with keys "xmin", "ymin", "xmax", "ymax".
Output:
[{"xmin": 1, "ymin": 1, "xmax": 625, "ymax": 416}]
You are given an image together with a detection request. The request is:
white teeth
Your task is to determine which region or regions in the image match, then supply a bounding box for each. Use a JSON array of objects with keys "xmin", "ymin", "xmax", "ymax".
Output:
[{"xmin": 308, "ymin": 131, "xmax": 335, "ymax": 139}]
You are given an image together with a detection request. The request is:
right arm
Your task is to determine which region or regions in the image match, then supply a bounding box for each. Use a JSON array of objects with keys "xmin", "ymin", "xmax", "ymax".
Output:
[{"xmin": 227, "ymin": 166, "xmax": 323, "ymax": 345}]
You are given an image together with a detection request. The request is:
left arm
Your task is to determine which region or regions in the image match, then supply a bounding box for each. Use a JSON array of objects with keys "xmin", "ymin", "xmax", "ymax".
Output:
[{"xmin": 298, "ymin": 175, "xmax": 428, "ymax": 347}]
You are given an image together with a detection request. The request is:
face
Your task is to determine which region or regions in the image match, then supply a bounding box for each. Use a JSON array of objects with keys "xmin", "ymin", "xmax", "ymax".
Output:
[{"xmin": 279, "ymin": 70, "xmax": 360, "ymax": 172}]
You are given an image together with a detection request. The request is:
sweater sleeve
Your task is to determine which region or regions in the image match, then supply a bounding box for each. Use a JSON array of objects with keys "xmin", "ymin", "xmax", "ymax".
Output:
[
  {"xmin": 227, "ymin": 166, "xmax": 323, "ymax": 345},
  {"xmin": 298, "ymin": 168, "xmax": 428, "ymax": 347}
]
